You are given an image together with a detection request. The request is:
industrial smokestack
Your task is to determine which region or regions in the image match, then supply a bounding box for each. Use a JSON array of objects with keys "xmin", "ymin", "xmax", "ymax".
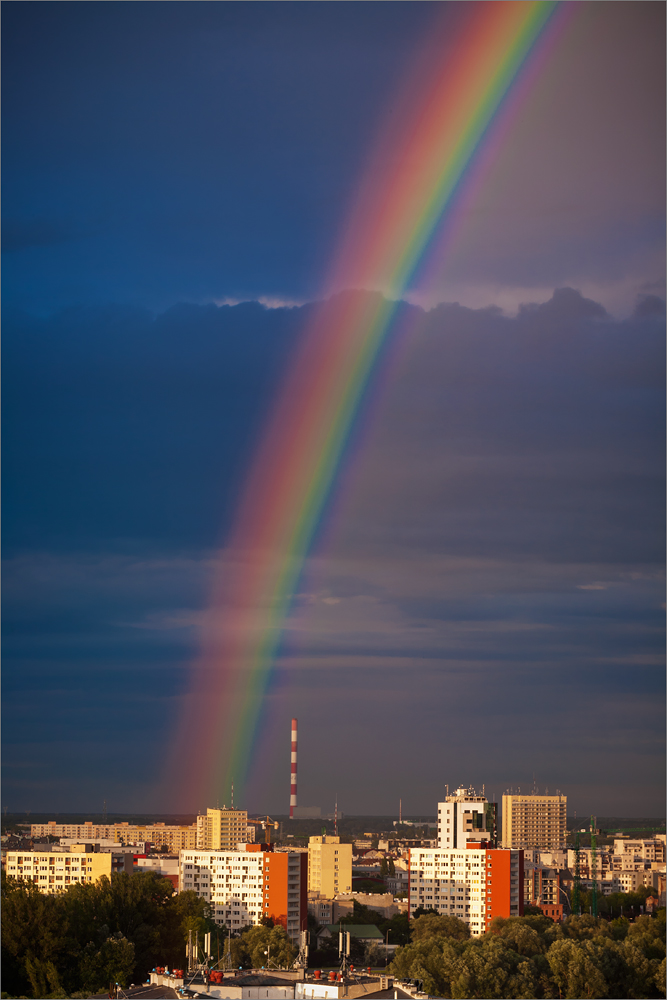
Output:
[{"xmin": 290, "ymin": 718, "xmax": 298, "ymax": 818}]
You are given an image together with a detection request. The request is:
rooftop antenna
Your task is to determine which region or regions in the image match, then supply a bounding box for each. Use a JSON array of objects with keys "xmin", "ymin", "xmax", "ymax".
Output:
[
  {"xmin": 334, "ymin": 795, "xmax": 338, "ymax": 837},
  {"xmin": 231, "ymin": 780, "xmax": 234, "ymax": 810},
  {"xmin": 103, "ymin": 799, "xmax": 107, "ymax": 825},
  {"xmin": 399, "ymin": 798, "xmax": 402, "ymax": 825}
]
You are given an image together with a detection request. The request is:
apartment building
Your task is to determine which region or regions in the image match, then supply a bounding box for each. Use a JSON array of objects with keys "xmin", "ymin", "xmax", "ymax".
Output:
[
  {"xmin": 179, "ymin": 845, "xmax": 307, "ymax": 944},
  {"xmin": 501, "ymin": 794, "xmax": 567, "ymax": 851},
  {"xmin": 566, "ymin": 848, "xmax": 614, "ymax": 879},
  {"xmin": 437, "ymin": 787, "xmax": 497, "ymax": 850},
  {"xmin": 524, "ymin": 865, "xmax": 566, "ymax": 908},
  {"xmin": 408, "ymin": 842, "xmax": 523, "ymax": 936},
  {"xmin": 5, "ymin": 844, "xmax": 112, "ymax": 893},
  {"xmin": 612, "ymin": 839, "xmax": 666, "ymax": 866},
  {"xmin": 196, "ymin": 808, "xmax": 249, "ymax": 851},
  {"xmin": 307, "ymin": 836, "xmax": 352, "ymax": 896},
  {"xmin": 31, "ymin": 820, "xmax": 198, "ymax": 851}
]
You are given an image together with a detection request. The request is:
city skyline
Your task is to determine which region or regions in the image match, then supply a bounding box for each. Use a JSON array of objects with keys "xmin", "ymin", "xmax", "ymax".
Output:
[{"xmin": 2, "ymin": 2, "xmax": 665, "ymax": 818}]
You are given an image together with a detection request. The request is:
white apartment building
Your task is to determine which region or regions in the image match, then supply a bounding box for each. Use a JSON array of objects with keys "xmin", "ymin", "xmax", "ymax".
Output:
[
  {"xmin": 179, "ymin": 846, "xmax": 307, "ymax": 944},
  {"xmin": 612, "ymin": 839, "xmax": 666, "ymax": 865},
  {"xmin": 409, "ymin": 844, "xmax": 523, "ymax": 937},
  {"xmin": 437, "ymin": 787, "xmax": 492, "ymax": 850}
]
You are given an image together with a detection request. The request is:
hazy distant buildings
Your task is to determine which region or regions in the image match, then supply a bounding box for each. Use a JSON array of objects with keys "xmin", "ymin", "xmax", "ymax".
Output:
[
  {"xmin": 501, "ymin": 793, "xmax": 567, "ymax": 851},
  {"xmin": 31, "ymin": 820, "xmax": 198, "ymax": 851},
  {"xmin": 307, "ymin": 835, "xmax": 352, "ymax": 895}
]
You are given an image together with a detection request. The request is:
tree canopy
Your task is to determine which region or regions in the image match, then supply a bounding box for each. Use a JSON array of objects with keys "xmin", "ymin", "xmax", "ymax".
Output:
[{"xmin": 389, "ymin": 909, "xmax": 666, "ymax": 999}]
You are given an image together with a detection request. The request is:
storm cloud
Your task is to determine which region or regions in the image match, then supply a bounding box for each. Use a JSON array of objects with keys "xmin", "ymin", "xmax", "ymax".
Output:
[{"xmin": 3, "ymin": 291, "xmax": 664, "ymax": 814}]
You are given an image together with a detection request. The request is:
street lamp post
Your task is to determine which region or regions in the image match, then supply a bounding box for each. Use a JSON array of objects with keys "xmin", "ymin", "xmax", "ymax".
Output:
[{"xmin": 385, "ymin": 930, "xmax": 391, "ymax": 967}]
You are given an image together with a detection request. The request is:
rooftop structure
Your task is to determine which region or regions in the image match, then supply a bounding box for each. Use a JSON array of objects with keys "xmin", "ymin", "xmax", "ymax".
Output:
[{"xmin": 438, "ymin": 787, "xmax": 496, "ymax": 850}]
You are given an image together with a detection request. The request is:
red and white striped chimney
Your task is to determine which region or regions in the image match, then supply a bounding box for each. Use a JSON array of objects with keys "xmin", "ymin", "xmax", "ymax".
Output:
[{"xmin": 290, "ymin": 717, "xmax": 298, "ymax": 818}]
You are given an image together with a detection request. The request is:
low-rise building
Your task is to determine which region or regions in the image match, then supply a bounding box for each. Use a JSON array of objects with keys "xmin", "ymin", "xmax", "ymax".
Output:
[
  {"xmin": 408, "ymin": 841, "xmax": 523, "ymax": 936},
  {"xmin": 316, "ymin": 924, "xmax": 384, "ymax": 948}
]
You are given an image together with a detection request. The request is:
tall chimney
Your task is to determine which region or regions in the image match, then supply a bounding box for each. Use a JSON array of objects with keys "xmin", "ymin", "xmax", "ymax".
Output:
[{"xmin": 290, "ymin": 718, "xmax": 298, "ymax": 818}]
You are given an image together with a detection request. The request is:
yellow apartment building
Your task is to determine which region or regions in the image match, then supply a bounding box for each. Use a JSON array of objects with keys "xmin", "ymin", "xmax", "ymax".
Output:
[
  {"xmin": 5, "ymin": 845, "xmax": 112, "ymax": 894},
  {"xmin": 308, "ymin": 836, "xmax": 352, "ymax": 895},
  {"xmin": 196, "ymin": 807, "xmax": 248, "ymax": 850},
  {"xmin": 502, "ymin": 793, "xmax": 567, "ymax": 851}
]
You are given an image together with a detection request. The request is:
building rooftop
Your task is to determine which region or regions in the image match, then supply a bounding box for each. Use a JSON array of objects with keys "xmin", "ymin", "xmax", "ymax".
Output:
[{"xmin": 319, "ymin": 923, "xmax": 384, "ymax": 939}]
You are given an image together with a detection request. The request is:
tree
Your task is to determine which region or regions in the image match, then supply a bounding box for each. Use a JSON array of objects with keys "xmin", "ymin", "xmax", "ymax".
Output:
[
  {"xmin": 78, "ymin": 933, "xmax": 135, "ymax": 994},
  {"xmin": 411, "ymin": 912, "xmax": 470, "ymax": 941},
  {"xmin": 241, "ymin": 924, "xmax": 296, "ymax": 969},
  {"xmin": 547, "ymin": 938, "xmax": 609, "ymax": 1000}
]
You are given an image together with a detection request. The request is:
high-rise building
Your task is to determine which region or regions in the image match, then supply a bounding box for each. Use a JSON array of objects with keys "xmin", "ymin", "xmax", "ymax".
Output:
[
  {"xmin": 409, "ymin": 842, "xmax": 523, "ymax": 936},
  {"xmin": 437, "ymin": 787, "xmax": 497, "ymax": 849},
  {"xmin": 502, "ymin": 793, "xmax": 567, "ymax": 851},
  {"xmin": 179, "ymin": 844, "xmax": 307, "ymax": 943},
  {"xmin": 307, "ymin": 836, "xmax": 352, "ymax": 895},
  {"xmin": 196, "ymin": 807, "xmax": 248, "ymax": 851}
]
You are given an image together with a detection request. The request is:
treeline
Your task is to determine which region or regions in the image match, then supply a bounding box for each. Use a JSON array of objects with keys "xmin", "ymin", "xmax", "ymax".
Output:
[
  {"xmin": 389, "ymin": 911, "xmax": 666, "ymax": 999},
  {"xmin": 1, "ymin": 870, "xmax": 218, "ymax": 998}
]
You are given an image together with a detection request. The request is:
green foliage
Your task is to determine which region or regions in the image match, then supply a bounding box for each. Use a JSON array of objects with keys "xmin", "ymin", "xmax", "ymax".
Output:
[
  {"xmin": 241, "ymin": 924, "xmax": 296, "ymax": 969},
  {"xmin": 78, "ymin": 932, "xmax": 135, "ymax": 994},
  {"xmin": 1, "ymin": 869, "xmax": 185, "ymax": 997},
  {"xmin": 389, "ymin": 910, "xmax": 667, "ymax": 999}
]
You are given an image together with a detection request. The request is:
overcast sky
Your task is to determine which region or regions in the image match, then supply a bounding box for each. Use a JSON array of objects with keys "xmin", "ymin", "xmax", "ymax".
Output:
[{"xmin": 2, "ymin": 2, "xmax": 664, "ymax": 818}]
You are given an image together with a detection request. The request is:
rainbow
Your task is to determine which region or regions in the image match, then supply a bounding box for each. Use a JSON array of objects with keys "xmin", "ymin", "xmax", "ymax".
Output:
[{"xmin": 171, "ymin": 1, "xmax": 571, "ymax": 808}]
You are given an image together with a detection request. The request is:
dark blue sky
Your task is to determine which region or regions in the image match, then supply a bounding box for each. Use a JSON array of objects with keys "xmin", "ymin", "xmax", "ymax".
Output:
[{"xmin": 2, "ymin": 2, "xmax": 665, "ymax": 817}]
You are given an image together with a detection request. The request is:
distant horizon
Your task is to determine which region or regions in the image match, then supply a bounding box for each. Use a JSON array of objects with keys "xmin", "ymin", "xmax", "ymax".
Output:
[{"xmin": 8, "ymin": 811, "xmax": 665, "ymax": 825}]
